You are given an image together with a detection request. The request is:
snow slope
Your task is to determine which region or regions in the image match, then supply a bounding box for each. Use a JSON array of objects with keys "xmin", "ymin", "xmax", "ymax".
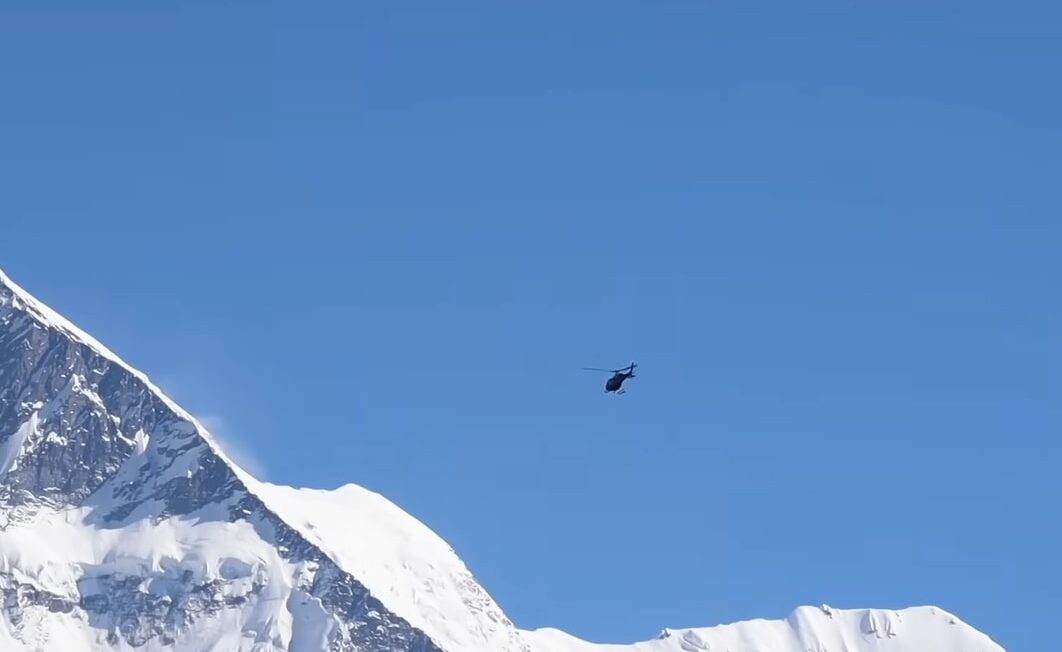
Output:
[
  {"xmin": 521, "ymin": 605, "xmax": 1004, "ymax": 652},
  {"xmin": 0, "ymin": 267, "xmax": 1006, "ymax": 651},
  {"xmin": 250, "ymin": 481, "xmax": 522, "ymax": 652}
]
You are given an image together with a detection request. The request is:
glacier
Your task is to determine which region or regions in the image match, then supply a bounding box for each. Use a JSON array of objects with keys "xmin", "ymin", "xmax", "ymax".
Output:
[{"xmin": 0, "ymin": 267, "xmax": 1005, "ymax": 652}]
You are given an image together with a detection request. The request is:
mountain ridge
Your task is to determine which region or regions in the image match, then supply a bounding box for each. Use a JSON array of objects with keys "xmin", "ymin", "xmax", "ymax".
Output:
[
  {"xmin": 521, "ymin": 604, "xmax": 1004, "ymax": 652},
  {"xmin": 0, "ymin": 267, "xmax": 526, "ymax": 652}
]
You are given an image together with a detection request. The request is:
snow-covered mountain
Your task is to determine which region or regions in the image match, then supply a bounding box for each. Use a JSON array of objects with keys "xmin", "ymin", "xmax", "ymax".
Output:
[{"xmin": 0, "ymin": 268, "xmax": 1005, "ymax": 652}]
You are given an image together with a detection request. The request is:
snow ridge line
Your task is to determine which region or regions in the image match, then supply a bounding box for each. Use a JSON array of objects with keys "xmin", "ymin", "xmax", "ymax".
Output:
[{"xmin": 0, "ymin": 268, "xmax": 245, "ymax": 478}]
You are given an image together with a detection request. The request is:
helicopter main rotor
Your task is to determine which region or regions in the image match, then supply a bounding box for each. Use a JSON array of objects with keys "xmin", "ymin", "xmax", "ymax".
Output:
[{"xmin": 581, "ymin": 362, "xmax": 636, "ymax": 374}]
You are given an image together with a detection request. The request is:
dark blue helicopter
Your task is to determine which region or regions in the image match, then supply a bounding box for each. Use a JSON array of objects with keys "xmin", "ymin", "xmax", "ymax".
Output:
[{"xmin": 582, "ymin": 362, "xmax": 637, "ymax": 394}]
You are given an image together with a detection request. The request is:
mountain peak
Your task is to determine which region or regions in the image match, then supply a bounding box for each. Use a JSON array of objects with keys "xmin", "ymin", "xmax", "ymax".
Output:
[
  {"xmin": 0, "ymin": 267, "xmax": 249, "ymax": 516},
  {"xmin": 0, "ymin": 268, "xmax": 528, "ymax": 652},
  {"xmin": 0, "ymin": 267, "xmax": 237, "ymax": 471}
]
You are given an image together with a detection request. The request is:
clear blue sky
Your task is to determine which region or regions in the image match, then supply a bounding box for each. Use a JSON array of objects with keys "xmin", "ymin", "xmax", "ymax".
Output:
[{"xmin": 1, "ymin": 2, "xmax": 1058, "ymax": 650}]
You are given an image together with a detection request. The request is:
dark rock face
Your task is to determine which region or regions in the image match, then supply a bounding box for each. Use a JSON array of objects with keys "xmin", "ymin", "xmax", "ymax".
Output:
[{"xmin": 0, "ymin": 276, "xmax": 447, "ymax": 652}]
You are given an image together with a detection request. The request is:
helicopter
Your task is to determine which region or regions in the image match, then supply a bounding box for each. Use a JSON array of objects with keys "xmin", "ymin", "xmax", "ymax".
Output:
[{"xmin": 582, "ymin": 362, "xmax": 637, "ymax": 394}]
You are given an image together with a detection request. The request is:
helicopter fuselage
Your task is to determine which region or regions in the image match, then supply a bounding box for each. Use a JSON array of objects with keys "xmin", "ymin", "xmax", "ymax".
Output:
[{"xmin": 605, "ymin": 371, "xmax": 633, "ymax": 392}]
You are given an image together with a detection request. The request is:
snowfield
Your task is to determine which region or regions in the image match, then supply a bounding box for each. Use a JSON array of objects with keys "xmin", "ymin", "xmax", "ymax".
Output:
[
  {"xmin": 0, "ymin": 268, "xmax": 1005, "ymax": 652},
  {"xmin": 0, "ymin": 507, "xmax": 313, "ymax": 652},
  {"xmin": 520, "ymin": 605, "xmax": 1004, "ymax": 652}
]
